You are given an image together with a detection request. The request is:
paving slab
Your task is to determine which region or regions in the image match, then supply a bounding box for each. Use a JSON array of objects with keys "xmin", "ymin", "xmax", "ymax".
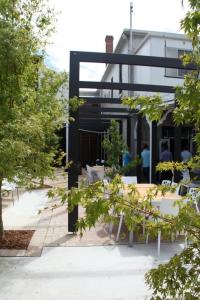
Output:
[{"xmin": 0, "ymin": 243, "xmax": 184, "ymax": 300}]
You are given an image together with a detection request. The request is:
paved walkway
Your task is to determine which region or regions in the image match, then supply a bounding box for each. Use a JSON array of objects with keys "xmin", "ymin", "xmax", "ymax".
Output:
[
  {"xmin": 0, "ymin": 243, "xmax": 184, "ymax": 300},
  {"xmin": 0, "ymin": 171, "xmax": 185, "ymax": 299}
]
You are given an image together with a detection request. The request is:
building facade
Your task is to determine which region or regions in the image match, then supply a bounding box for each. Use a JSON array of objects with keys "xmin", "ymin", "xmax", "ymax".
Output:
[{"xmin": 99, "ymin": 29, "xmax": 194, "ymax": 182}]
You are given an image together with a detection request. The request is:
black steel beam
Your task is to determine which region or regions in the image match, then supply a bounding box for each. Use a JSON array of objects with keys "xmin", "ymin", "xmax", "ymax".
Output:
[
  {"xmin": 80, "ymin": 81, "xmax": 175, "ymax": 93},
  {"xmin": 82, "ymin": 97, "xmax": 121, "ymax": 104},
  {"xmin": 80, "ymin": 107, "xmax": 130, "ymax": 113},
  {"xmin": 79, "ymin": 126, "xmax": 109, "ymax": 132},
  {"xmin": 79, "ymin": 114, "xmax": 129, "ymax": 119},
  {"xmin": 71, "ymin": 51, "xmax": 197, "ymax": 70}
]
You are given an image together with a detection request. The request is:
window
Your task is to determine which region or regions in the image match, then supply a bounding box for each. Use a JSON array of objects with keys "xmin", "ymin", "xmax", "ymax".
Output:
[
  {"xmin": 165, "ymin": 47, "xmax": 192, "ymax": 78},
  {"xmin": 178, "ymin": 50, "xmax": 192, "ymax": 77},
  {"xmin": 162, "ymin": 126, "xmax": 174, "ymax": 139}
]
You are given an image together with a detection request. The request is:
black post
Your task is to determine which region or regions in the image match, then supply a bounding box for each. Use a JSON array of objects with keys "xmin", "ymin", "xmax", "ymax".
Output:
[
  {"xmin": 68, "ymin": 52, "xmax": 80, "ymax": 232},
  {"xmin": 136, "ymin": 114, "xmax": 142, "ymax": 182},
  {"xmin": 127, "ymin": 118, "xmax": 131, "ymax": 148},
  {"xmin": 151, "ymin": 121, "xmax": 158, "ymax": 183}
]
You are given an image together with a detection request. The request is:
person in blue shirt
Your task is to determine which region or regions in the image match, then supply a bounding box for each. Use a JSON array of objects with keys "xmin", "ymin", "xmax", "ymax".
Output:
[
  {"xmin": 141, "ymin": 144, "xmax": 150, "ymax": 182},
  {"xmin": 181, "ymin": 145, "xmax": 192, "ymax": 162},
  {"xmin": 122, "ymin": 149, "xmax": 132, "ymax": 167}
]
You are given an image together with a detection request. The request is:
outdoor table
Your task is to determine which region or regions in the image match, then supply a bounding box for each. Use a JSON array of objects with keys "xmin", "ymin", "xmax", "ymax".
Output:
[
  {"xmin": 90, "ymin": 166, "xmax": 105, "ymax": 181},
  {"xmin": 124, "ymin": 183, "xmax": 181, "ymax": 247}
]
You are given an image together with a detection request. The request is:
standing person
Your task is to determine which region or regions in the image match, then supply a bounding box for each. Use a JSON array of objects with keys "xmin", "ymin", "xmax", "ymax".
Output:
[
  {"xmin": 122, "ymin": 148, "xmax": 132, "ymax": 167},
  {"xmin": 160, "ymin": 143, "xmax": 173, "ymax": 182},
  {"xmin": 181, "ymin": 144, "xmax": 192, "ymax": 180},
  {"xmin": 181, "ymin": 144, "xmax": 192, "ymax": 162},
  {"xmin": 141, "ymin": 144, "xmax": 150, "ymax": 183},
  {"xmin": 122, "ymin": 148, "xmax": 132, "ymax": 175}
]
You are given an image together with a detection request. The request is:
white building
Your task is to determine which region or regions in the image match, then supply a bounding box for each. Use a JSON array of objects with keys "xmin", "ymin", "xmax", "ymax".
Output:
[
  {"xmin": 101, "ymin": 29, "xmax": 193, "ymax": 101},
  {"xmin": 99, "ymin": 29, "xmax": 194, "ymax": 182}
]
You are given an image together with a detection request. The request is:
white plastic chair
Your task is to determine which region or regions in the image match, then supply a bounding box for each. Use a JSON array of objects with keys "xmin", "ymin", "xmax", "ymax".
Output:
[
  {"xmin": 86, "ymin": 165, "xmax": 94, "ymax": 184},
  {"xmin": 115, "ymin": 178, "xmax": 138, "ymax": 242},
  {"xmin": 95, "ymin": 166, "xmax": 105, "ymax": 181},
  {"xmin": 2, "ymin": 179, "xmax": 19, "ymax": 205},
  {"xmin": 147, "ymin": 198, "xmax": 179, "ymax": 256},
  {"xmin": 171, "ymin": 182, "xmax": 180, "ymax": 195},
  {"xmin": 121, "ymin": 176, "xmax": 137, "ymax": 184},
  {"xmin": 188, "ymin": 187, "xmax": 200, "ymax": 213},
  {"xmin": 182, "ymin": 169, "xmax": 190, "ymax": 181},
  {"xmin": 161, "ymin": 180, "xmax": 171, "ymax": 186}
]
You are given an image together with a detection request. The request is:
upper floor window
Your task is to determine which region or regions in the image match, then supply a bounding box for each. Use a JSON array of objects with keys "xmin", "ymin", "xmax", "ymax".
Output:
[
  {"xmin": 165, "ymin": 47, "xmax": 192, "ymax": 78},
  {"xmin": 177, "ymin": 50, "xmax": 192, "ymax": 77}
]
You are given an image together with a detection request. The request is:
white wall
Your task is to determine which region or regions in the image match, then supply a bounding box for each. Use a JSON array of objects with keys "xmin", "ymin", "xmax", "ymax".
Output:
[{"xmin": 101, "ymin": 32, "xmax": 193, "ymax": 102}]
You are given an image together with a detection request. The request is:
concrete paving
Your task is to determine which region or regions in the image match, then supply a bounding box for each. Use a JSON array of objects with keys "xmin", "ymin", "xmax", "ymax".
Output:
[
  {"xmin": 0, "ymin": 243, "xmax": 184, "ymax": 300},
  {"xmin": 0, "ymin": 174, "xmax": 185, "ymax": 299},
  {"xmin": 3, "ymin": 189, "xmax": 50, "ymax": 230}
]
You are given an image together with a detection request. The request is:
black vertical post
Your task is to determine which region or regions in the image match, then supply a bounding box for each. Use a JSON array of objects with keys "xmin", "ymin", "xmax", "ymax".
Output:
[
  {"xmin": 127, "ymin": 118, "xmax": 131, "ymax": 148},
  {"xmin": 136, "ymin": 114, "xmax": 142, "ymax": 182},
  {"xmin": 152, "ymin": 121, "xmax": 158, "ymax": 183},
  {"xmin": 174, "ymin": 126, "xmax": 182, "ymax": 182},
  {"xmin": 68, "ymin": 52, "xmax": 80, "ymax": 232}
]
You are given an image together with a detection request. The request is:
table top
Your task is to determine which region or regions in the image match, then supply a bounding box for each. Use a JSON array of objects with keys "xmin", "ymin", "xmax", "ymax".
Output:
[
  {"xmin": 91, "ymin": 166, "xmax": 104, "ymax": 170},
  {"xmin": 124, "ymin": 183, "xmax": 181, "ymax": 201}
]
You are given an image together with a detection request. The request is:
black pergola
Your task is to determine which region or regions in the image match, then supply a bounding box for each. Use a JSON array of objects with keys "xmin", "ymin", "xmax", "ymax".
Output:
[{"xmin": 68, "ymin": 50, "xmax": 196, "ymax": 231}]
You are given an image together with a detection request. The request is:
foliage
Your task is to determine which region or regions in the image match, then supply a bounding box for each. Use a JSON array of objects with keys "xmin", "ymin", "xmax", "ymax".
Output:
[
  {"xmin": 102, "ymin": 119, "xmax": 140, "ymax": 178},
  {"xmin": 51, "ymin": 174, "xmax": 200, "ymax": 244},
  {"xmin": 0, "ymin": 0, "xmax": 67, "ymax": 240},
  {"xmin": 145, "ymin": 244, "xmax": 200, "ymax": 300},
  {"xmin": 122, "ymin": 94, "xmax": 166, "ymax": 122},
  {"xmin": 68, "ymin": 96, "xmax": 85, "ymax": 122},
  {"xmin": 102, "ymin": 120, "xmax": 126, "ymax": 169}
]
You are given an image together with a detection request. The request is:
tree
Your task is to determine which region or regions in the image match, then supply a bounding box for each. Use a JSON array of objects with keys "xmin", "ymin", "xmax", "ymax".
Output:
[
  {"xmin": 0, "ymin": 0, "xmax": 67, "ymax": 241},
  {"xmin": 102, "ymin": 120, "xmax": 139, "ymax": 177},
  {"xmin": 102, "ymin": 120, "xmax": 126, "ymax": 169}
]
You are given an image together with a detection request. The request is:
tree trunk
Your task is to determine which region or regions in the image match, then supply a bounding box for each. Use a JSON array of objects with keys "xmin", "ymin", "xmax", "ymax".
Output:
[{"xmin": 0, "ymin": 180, "xmax": 4, "ymax": 242}]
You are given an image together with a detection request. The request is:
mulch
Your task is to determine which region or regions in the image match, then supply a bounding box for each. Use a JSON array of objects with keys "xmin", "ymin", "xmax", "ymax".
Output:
[{"xmin": 0, "ymin": 230, "xmax": 35, "ymax": 250}]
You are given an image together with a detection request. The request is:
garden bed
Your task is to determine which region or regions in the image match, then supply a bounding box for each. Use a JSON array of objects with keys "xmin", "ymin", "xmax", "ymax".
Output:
[{"xmin": 0, "ymin": 230, "xmax": 35, "ymax": 249}]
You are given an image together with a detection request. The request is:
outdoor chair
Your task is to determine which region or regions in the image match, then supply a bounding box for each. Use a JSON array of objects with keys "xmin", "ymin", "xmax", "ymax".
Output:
[
  {"xmin": 171, "ymin": 182, "xmax": 180, "ymax": 195},
  {"xmin": 182, "ymin": 169, "xmax": 190, "ymax": 181},
  {"xmin": 2, "ymin": 179, "xmax": 19, "ymax": 205},
  {"xmin": 147, "ymin": 198, "xmax": 180, "ymax": 256},
  {"xmin": 86, "ymin": 165, "xmax": 94, "ymax": 184},
  {"xmin": 161, "ymin": 179, "xmax": 171, "ymax": 186},
  {"xmin": 95, "ymin": 166, "xmax": 105, "ymax": 181},
  {"xmin": 187, "ymin": 187, "xmax": 200, "ymax": 213}
]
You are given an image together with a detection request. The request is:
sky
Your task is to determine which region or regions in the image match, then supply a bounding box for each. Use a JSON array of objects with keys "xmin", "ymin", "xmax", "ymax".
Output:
[{"xmin": 46, "ymin": 0, "xmax": 189, "ymax": 80}]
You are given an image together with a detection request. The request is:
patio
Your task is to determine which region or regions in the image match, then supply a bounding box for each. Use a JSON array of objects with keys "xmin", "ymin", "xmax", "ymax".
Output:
[
  {"xmin": 0, "ymin": 243, "xmax": 184, "ymax": 300},
  {"xmin": 0, "ymin": 171, "xmax": 187, "ymax": 299}
]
